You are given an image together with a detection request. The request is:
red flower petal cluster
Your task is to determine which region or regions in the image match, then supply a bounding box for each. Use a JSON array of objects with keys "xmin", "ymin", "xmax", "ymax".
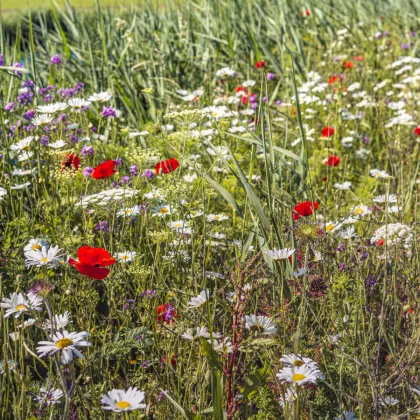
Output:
[
  {"xmin": 255, "ymin": 60, "xmax": 265, "ymax": 69},
  {"xmin": 343, "ymin": 61, "xmax": 353, "ymax": 69},
  {"xmin": 324, "ymin": 155, "xmax": 340, "ymax": 167},
  {"xmin": 155, "ymin": 158, "xmax": 179, "ymax": 175},
  {"xmin": 92, "ymin": 160, "xmax": 116, "ymax": 179},
  {"xmin": 414, "ymin": 126, "xmax": 420, "ymax": 136},
  {"xmin": 69, "ymin": 246, "xmax": 116, "ymax": 280},
  {"xmin": 328, "ymin": 75, "xmax": 343, "ymax": 84},
  {"xmin": 62, "ymin": 154, "xmax": 80, "ymax": 171},
  {"xmin": 321, "ymin": 126, "xmax": 335, "ymax": 137},
  {"xmin": 157, "ymin": 304, "xmax": 178, "ymax": 324},
  {"xmin": 293, "ymin": 200, "xmax": 319, "ymax": 220}
]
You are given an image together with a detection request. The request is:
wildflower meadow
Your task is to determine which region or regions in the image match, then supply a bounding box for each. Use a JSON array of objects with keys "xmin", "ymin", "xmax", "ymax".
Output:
[{"xmin": 0, "ymin": 0, "xmax": 420, "ymax": 418}]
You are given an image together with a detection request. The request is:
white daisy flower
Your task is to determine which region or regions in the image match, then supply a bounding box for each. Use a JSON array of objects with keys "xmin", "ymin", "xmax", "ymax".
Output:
[
  {"xmin": 1, "ymin": 292, "xmax": 43, "ymax": 318},
  {"xmin": 88, "ymin": 91, "xmax": 112, "ymax": 102},
  {"xmin": 128, "ymin": 131, "xmax": 149, "ymax": 138},
  {"xmin": 370, "ymin": 169, "xmax": 392, "ymax": 179},
  {"xmin": 68, "ymin": 98, "xmax": 91, "ymax": 108},
  {"xmin": 183, "ymin": 173, "xmax": 198, "ymax": 183},
  {"xmin": 207, "ymin": 214, "xmax": 229, "ymax": 222},
  {"xmin": 263, "ymin": 248, "xmax": 295, "ymax": 260},
  {"xmin": 101, "ymin": 388, "xmax": 146, "ymax": 412},
  {"xmin": 245, "ymin": 315, "xmax": 276, "ymax": 335},
  {"xmin": 380, "ymin": 396, "xmax": 399, "ymax": 406},
  {"xmin": 337, "ymin": 227, "xmax": 357, "ymax": 240},
  {"xmin": 44, "ymin": 312, "xmax": 72, "ymax": 331},
  {"xmin": 280, "ymin": 354, "xmax": 320, "ymax": 369},
  {"xmin": 211, "ymin": 337, "xmax": 233, "ymax": 354},
  {"xmin": 24, "ymin": 238, "xmax": 48, "ymax": 253},
  {"xmin": 10, "ymin": 136, "xmax": 35, "ymax": 151},
  {"xmin": 292, "ymin": 267, "xmax": 308, "ymax": 277},
  {"xmin": 32, "ymin": 114, "xmax": 54, "ymax": 126},
  {"xmin": 17, "ymin": 152, "xmax": 34, "ymax": 162},
  {"xmin": 48, "ymin": 140, "xmax": 66, "ymax": 149},
  {"xmin": 187, "ymin": 290, "xmax": 209, "ymax": 309},
  {"xmin": 34, "ymin": 388, "xmax": 64, "ymax": 405},
  {"xmin": 334, "ymin": 181, "xmax": 352, "ymax": 190},
  {"xmin": 37, "ymin": 102, "xmax": 68, "ymax": 113},
  {"xmin": 181, "ymin": 326, "xmax": 210, "ymax": 341},
  {"xmin": 36, "ymin": 330, "xmax": 91, "ymax": 364},
  {"xmin": 11, "ymin": 168, "xmax": 37, "ymax": 176},
  {"xmin": 168, "ymin": 220, "xmax": 189, "ymax": 232},
  {"xmin": 351, "ymin": 204, "xmax": 371, "ymax": 217},
  {"xmin": 279, "ymin": 388, "xmax": 297, "ymax": 407},
  {"xmin": 116, "ymin": 207, "xmax": 140, "ymax": 217},
  {"xmin": 373, "ymin": 194, "xmax": 397, "ymax": 203},
  {"xmin": 24, "ymin": 245, "xmax": 63, "ymax": 268},
  {"xmin": 116, "ymin": 251, "xmax": 137, "ymax": 263},
  {"xmin": 152, "ymin": 204, "xmax": 171, "ymax": 217},
  {"xmin": 276, "ymin": 364, "xmax": 323, "ymax": 386},
  {"xmin": 215, "ymin": 67, "xmax": 237, "ymax": 78},
  {"xmin": 11, "ymin": 182, "xmax": 31, "ymax": 190}
]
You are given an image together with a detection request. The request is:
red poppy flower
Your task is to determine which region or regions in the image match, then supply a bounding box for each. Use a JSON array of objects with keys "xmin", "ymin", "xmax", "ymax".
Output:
[
  {"xmin": 321, "ymin": 126, "xmax": 335, "ymax": 138},
  {"xmin": 69, "ymin": 246, "xmax": 116, "ymax": 280},
  {"xmin": 62, "ymin": 154, "xmax": 80, "ymax": 171},
  {"xmin": 293, "ymin": 200, "xmax": 319, "ymax": 220},
  {"xmin": 241, "ymin": 95, "xmax": 249, "ymax": 104},
  {"xmin": 157, "ymin": 304, "xmax": 178, "ymax": 324},
  {"xmin": 377, "ymin": 239, "xmax": 385, "ymax": 246},
  {"xmin": 255, "ymin": 60, "xmax": 265, "ymax": 69},
  {"xmin": 324, "ymin": 155, "xmax": 340, "ymax": 167},
  {"xmin": 343, "ymin": 61, "xmax": 353, "ymax": 69},
  {"xmin": 92, "ymin": 160, "xmax": 116, "ymax": 179},
  {"xmin": 236, "ymin": 86, "xmax": 248, "ymax": 95},
  {"xmin": 162, "ymin": 354, "xmax": 177, "ymax": 366},
  {"xmin": 354, "ymin": 55, "xmax": 364, "ymax": 62},
  {"xmin": 155, "ymin": 158, "xmax": 179, "ymax": 175},
  {"xmin": 305, "ymin": 9, "xmax": 311, "ymax": 16},
  {"xmin": 328, "ymin": 75, "xmax": 343, "ymax": 84},
  {"xmin": 414, "ymin": 126, "xmax": 420, "ymax": 136}
]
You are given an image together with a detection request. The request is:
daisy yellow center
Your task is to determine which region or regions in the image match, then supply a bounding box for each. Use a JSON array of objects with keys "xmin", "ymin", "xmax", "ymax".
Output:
[
  {"xmin": 116, "ymin": 401, "xmax": 131, "ymax": 410},
  {"xmin": 56, "ymin": 338, "xmax": 73, "ymax": 349},
  {"xmin": 125, "ymin": 209, "xmax": 133, "ymax": 214},
  {"xmin": 214, "ymin": 216, "xmax": 220, "ymax": 220},
  {"xmin": 292, "ymin": 373, "xmax": 306, "ymax": 382},
  {"xmin": 292, "ymin": 360, "xmax": 305, "ymax": 367},
  {"xmin": 326, "ymin": 224, "xmax": 334, "ymax": 232},
  {"xmin": 32, "ymin": 244, "xmax": 41, "ymax": 250},
  {"xmin": 160, "ymin": 208, "xmax": 169, "ymax": 214},
  {"xmin": 354, "ymin": 208, "xmax": 364, "ymax": 215},
  {"xmin": 121, "ymin": 255, "xmax": 129, "ymax": 260},
  {"xmin": 16, "ymin": 305, "xmax": 26, "ymax": 311},
  {"xmin": 40, "ymin": 257, "xmax": 48, "ymax": 263}
]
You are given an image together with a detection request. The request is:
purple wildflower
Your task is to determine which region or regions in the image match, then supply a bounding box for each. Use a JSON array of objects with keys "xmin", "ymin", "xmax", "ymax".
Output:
[
  {"xmin": 23, "ymin": 109, "xmax": 36, "ymax": 120},
  {"xmin": 81, "ymin": 145, "xmax": 94, "ymax": 156},
  {"xmin": 94, "ymin": 221, "xmax": 110, "ymax": 233},
  {"xmin": 13, "ymin": 62, "xmax": 24, "ymax": 77},
  {"xmin": 267, "ymin": 72, "xmax": 275, "ymax": 80},
  {"xmin": 5, "ymin": 102, "xmax": 16, "ymax": 112},
  {"xmin": 82, "ymin": 166, "xmax": 94, "ymax": 177},
  {"xmin": 141, "ymin": 169, "xmax": 154, "ymax": 179},
  {"xmin": 50, "ymin": 54, "xmax": 62, "ymax": 65},
  {"xmin": 130, "ymin": 165, "xmax": 139, "ymax": 176},
  {"xmin": 102, "ymin": 106, "xmax": 116, "ymax": 118}
]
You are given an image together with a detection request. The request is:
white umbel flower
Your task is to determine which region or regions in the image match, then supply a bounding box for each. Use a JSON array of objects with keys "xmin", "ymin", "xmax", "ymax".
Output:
[
  {"xmin": 1, "ymin": 292, "xmax": 43, "ymax": 318},
  {"xmin": 245, "ymin": 315, "xmax": 277, "ymax": 335},
  {"xmin": 36, "ymin": 330, "xmax": 91, "ymax": 364},
  {"xmin": 101, "ymin": 388, "xmax": 146, "ymax": 412},
  {"xmin": 187, "ymin": 290, "xmax": 209, "ymax": 309},
  {"xmin": 371, "ymin": 223, "xmax": 414, "ymax": 248},
  {"xmin": 263, "ymin": 248, "xmax": 295, "ymax": 260}
]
